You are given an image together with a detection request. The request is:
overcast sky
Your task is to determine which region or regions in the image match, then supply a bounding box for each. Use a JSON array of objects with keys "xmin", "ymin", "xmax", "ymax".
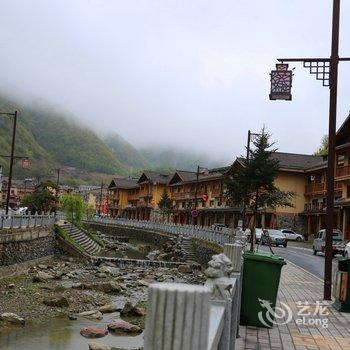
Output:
[{"xmin": 0, "ymin": 0, "xmax": 349, "ymax": 162}]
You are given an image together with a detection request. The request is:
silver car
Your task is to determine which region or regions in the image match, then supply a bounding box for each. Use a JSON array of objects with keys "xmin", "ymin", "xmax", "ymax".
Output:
[
  {"xmin": 280, "ymin": 229, "xmax": 304, "ymax": 242},
  {"xmin": 261, "ymin": 229, "xmax": 288, "ymax": 247}
]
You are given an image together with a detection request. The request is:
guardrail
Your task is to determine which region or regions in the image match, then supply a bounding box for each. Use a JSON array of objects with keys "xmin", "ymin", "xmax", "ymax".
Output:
[
  {"xmin": 89, "ymin": 217, "xmax": 246, "ymax": 247},
  {"xmin": 144, "ymin": 243, "xmax": 244, "ymax": 350},
  {"xmin": 0, "ymin": 215, "xmax": 56, "ymax": 229}
]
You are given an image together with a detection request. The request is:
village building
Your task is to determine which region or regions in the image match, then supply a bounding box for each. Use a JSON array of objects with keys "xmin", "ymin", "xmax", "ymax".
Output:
[
  {"xmin": 0, "ymin": 178, "xmax": 36, "ymax": 210},
  {"xmin": 168, "ymin": 169, "xmax": 241, "ymax": 227},
  {"xmin": 108, "ymin": 171, "xmax": 170, "ymax": 220}
]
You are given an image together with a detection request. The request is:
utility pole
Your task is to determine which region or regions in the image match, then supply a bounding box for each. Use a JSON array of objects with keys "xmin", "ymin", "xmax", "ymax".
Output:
[
  {"xmin": 270, "ymin": 0, "xmax": 349, "ymax": 300},
  {"xmin": 241, "ymin": 130, "xmax": 260, "ymax": 231},
  {"xmin": 99, "ymin": 182, "xmax": 104, "ymax": 215},
  {"xmin": 242, "ymin": 130, "xmax": 251, "ymax": 231},
  {"xmin": 0, "ymin": 111, "xmax": 18, "ymax": 215},
  {"xmin": 55, "ymin": 168, "xmax": 61, "ymax": 188},
  {"xmin": 324, "ymin": 0, "xmax": 340, "ymax": 301},
  {"xmin": 193, "ymin": 165, "xmax": 200, "ymax": 225}
]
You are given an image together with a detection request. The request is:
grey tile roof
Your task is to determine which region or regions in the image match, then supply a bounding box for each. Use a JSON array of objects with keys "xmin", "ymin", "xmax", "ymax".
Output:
[
  {"xmin": 237, "ymin": 152, "xmax": 323, "ymax": 171},
  {"xmin": 138, "ymin": 171, "xmax": 170, "ymax": 185},
  {"xmin": 109, "ymin": 178, "xmax": 139, "ymax": 189}
]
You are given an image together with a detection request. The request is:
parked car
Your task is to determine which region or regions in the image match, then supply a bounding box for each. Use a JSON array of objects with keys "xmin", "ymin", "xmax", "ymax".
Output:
[
  {"xmin": 261, "ymin": 229, "xmax": 288, "ymax": 247},
  {"xmin": 313, "ymin": 229, "xmax": 346, "ymax": 256},
  {"xmin": 212, "ymin": 223, "xmax": 227, "ymax": 231},
  {"xmin": 255, "ymin": 228, "xmax": 263, "ymax": 243},
  {"xmin": 280, "ymin": 229, "xmax": 304, "ymax": 242}
]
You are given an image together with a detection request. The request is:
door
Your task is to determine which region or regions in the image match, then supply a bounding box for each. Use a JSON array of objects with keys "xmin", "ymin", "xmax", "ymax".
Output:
[{"xmin": 283, "ymin": 230, "xmax": 296, "ymax": 240}]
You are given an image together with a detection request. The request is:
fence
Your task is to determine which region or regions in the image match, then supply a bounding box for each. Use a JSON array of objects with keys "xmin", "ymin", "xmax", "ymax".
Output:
[
  {"xmin": 0, "ymin": 215, "xmax": 56, "ymax": 229},
  {"xmin": 144, "ymin": 243, "xmax": 244, "ymax": 350},
  {"xmin": 90, "ymin": 217, "xmax": 247, "ymax": 247}
]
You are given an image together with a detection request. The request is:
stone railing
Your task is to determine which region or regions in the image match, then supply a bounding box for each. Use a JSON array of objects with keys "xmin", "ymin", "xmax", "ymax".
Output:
[
  {"xmin": 0, "ymin": 215, "xmax": 56, "ymax": 230},
  {"xmin": 90, "ymin": 217, "xmax": 247, "ymax": 247},
  {"xmin": 144, "ymin": 243, "xmax": 244, "ymax": 350}
]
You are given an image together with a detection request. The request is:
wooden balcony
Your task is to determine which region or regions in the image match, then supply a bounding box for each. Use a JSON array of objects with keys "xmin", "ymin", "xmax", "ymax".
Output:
[
  {"xmin": 336, "ymin": 165, "xmax": 350, "ymax": 179},
  {"xmin": 304, "ymin": 202, "xmax": 326, "ymax": 212},
  {"xmin": 305, "ymin": 182, "xmax": 326, "ymax": 195},
  {"xmin": 172, "ymin": 192, "xmax": 195, "ymax": 200},
  {"xmin": 305, "ymin": 182, "xmax": 342, "ymax": 196},
  {"xmin": 211, "ymin": 188, "xmax": 222, "ymax": 197},
  {"xmin": 128, "ymin": 193, "xmax": 140, "ymax": 201}
]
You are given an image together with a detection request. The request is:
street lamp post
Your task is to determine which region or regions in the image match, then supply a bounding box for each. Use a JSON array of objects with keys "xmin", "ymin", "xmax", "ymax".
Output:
[
  {"xmin": 270, "ymin": 0, "xmax": 350, "ymax": 300},
  {"xmin": 242, "ymin": 130, "xmax": 261, "ymax": 231},
  {"xmin": 0, "ymin": 111, "xmax": 18, "ymax": 215}
]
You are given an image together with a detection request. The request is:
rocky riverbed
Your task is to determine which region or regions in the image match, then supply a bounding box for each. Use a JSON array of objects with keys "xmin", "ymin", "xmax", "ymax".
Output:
[{"xmin": 0, "ymin": 255, "xmax": 205, "ymax": 350}]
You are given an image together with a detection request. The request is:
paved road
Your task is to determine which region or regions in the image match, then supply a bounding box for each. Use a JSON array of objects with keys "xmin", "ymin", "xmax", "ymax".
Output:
[{"xmin": 259, "ymin": 244, "xmax": 339, "ymax": 279}]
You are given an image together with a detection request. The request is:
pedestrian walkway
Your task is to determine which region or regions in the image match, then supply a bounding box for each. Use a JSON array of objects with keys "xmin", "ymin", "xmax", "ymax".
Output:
[{"xmin": 236, "ymin": 262, "xmax": 350, "ymax": 350}]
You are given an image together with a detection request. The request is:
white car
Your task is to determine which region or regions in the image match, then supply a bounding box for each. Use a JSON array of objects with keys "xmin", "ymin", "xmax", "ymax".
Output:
[{"xmin": 281, "ymin": 229, "xmax": 304, "ymax": 242}]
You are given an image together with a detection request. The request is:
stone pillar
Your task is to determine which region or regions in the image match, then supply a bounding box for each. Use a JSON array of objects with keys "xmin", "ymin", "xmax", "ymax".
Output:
[
  {"xmin": 223, "ymin": 243, "xmax": 243, "ymax": 273},
  {"xmin": 144, "ymin": 283, "xmax": 211, "ymax": 350}
]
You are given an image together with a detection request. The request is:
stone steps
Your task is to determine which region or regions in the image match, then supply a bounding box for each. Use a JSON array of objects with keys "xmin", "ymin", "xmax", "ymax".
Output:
[
  {"xmin": 181, "ymin": 238, "xmax": 196, "ymax": 261},
  {"xmin": 59, "ymin": 224, "xmax": 101, "ymax": 255}
]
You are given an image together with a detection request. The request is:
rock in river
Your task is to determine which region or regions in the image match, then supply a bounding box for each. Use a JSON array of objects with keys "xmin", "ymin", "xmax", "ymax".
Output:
[
  {"xmin": 98, "ymin": 304, "xmax": 120, "ymax": 314},
  {"xmin": 43, "ymin": 295, "xmax": 69, "ymax": 307},
  {"xmin": 88, "ymin": 342, "xmax": 111, "ymax": 350},
  {"xmin": 178, "ymin": 264, "xmax": 192, "ymax": 274},
  {"xmin": 0, "ymin": 312, "xmax": 25, "ymax": 325},
  {"xmin": 80, "ymin": 326, "xmax": 108, "ymax": 338},
  {"xmin": 107, "ymin": 319, "xmax": 142, "ymax": 334},
  {"xmin": 78, "ymin": 310, "xmax": 103, "ymax": 320},
  {"xmin": 120, "ymin": 301, "xmax": 146, "ymax": 317}
]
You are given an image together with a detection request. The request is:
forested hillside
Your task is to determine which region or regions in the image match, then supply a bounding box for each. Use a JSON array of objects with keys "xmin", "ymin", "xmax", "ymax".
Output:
[{"xmin": 0, "ymin": 95, "xmax": 225, "ymax": 184}]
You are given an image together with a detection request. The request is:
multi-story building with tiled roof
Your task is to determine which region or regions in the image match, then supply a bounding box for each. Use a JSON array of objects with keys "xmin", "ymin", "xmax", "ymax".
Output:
[{"xmin": 106, "ymin": 113, "xmax": 350, "ymax": 239}]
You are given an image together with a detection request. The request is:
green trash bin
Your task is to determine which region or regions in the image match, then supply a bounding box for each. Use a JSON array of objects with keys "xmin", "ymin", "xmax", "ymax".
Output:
[{"xmin": 240, "ymin": 250, "xmax": 286, "ymax": 328}]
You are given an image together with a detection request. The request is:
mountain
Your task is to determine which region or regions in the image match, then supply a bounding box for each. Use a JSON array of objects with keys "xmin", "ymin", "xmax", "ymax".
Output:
[
  {"xmin": 103, "ymin": 132, "xmax": 148, "ymax": 170},
  {"xmin": 0, "ymin": 95, "xmax": 128, "ymax": 182},
  {"xmin": 140, "ymin": 147, "xmax": 225, "ymax": 172},
  {"xmin": 0, "ymin": 94, "xmax": 226, "ymax": 185}
]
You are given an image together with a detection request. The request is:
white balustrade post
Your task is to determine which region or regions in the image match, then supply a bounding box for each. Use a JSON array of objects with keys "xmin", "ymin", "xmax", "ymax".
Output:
[
  {"xmin": 144, "ymin": 283, "xmax": 211, "ymax": 350},
  {"xmin": 223, "ymin": 243, "xmax": 244, "ymax": 340},
  {"xmin": 223, "ymin": 243, "xmax": 243, "ymax": 273}
]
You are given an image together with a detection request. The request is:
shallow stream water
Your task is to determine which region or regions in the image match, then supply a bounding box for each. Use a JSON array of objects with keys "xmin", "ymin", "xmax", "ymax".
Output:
[{"xmin": 0, "ymin": 312, "xmax": 143, "ymax": 350}]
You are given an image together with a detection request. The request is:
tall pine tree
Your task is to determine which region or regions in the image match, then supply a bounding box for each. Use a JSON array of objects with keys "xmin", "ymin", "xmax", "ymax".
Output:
[
  {"xmin": 225, "ymin": 129, "xmax": 294, "ymax": 251},
  {"xmin": 158, "ymin": 189, "xmax": 172, "ymax": 222}
]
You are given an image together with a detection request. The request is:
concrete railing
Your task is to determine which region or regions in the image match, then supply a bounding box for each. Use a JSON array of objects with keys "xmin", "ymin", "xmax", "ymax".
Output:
[
  {"xmin": 90, "ymin": 217, "xmax": 247, "ymax": 247},
  {"xmin": 0, "ymin": 215, "xmax": 56, "ymax": 230},
  {"xmin": 144, "ymin": 243, "xmax": 244, "ymax": 350}
]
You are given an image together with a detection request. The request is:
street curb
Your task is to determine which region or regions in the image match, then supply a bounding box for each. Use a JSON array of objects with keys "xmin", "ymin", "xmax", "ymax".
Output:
[
  {"xmin": 288, "ymin": 245, "xmax": 313, "ymax": 253},
  {"xmin": 285, "ymin": 259, "xmax": 324, "ymax": 283}
]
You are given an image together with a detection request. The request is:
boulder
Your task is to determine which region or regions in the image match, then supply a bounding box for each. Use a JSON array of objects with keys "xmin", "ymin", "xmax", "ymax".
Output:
[
  {"xmin": 33, "ymin": 271, "xmax": 54, "ymax": 283},
  {"xmin": 98, "ymin": 304, "xmax": 120, "ymax": 314},
  {"xmin": 80, "ymin": 326, "xmax": 108, "ymax": 338},
  {"xmin": 120, "ymin": 302, "xmax": 146, "ymax": 317},
  {"xmin": 88, "ymin": 342, "xmax": 111, "ymax": 350},
  {"xmin": 178, "ymin": 264, "xmax": 192, "ymax": 274},
  {"xmin": 78, "ymin": 310, "xmax": 103, "ymax": 320},
  {"xmin": 0, "ymin": 312, "xmax": 25, "ymax": 325},
  {"xmin": 79, "ymin": 281, "xmax": 121, "ymax": 294},
  {"xmin": 43, "ymin": 295, "xmax": 69, "ymax": 307},
  {"xmin": 107, "ymin": 319, "xmax": 142, "ymax": 334}
]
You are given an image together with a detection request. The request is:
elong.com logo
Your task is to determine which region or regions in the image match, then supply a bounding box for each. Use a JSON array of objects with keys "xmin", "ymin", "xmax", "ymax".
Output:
[{"xmin": 257, "ymin": 299, "xmax": 329, "ymax": 328}]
